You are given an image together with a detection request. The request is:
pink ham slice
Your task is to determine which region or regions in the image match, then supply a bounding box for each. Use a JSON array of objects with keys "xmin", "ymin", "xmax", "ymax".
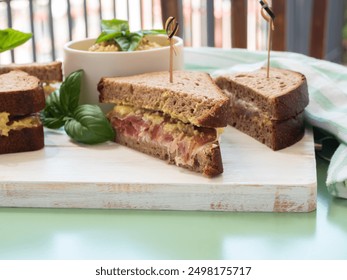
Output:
[{"xmin": 108, "ymin": 108, "xmax": 218, "ymax": 166}]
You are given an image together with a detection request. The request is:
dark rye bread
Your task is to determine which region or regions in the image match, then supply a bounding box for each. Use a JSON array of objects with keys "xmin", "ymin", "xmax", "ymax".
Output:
[
  {"xmin": 98, "ymin": 71, "xmax": 229, "ymax": 128},
  {"xmin": 0, "ymin": 71, "xmax": 45, "ymax": 116},
  {"xmin": 215, "ymin": 67, "xmax": 309, "ymax": 120},
  {"xmin": 116, "ymin": 132, "xmax": 223, "ymax": 177},
  {"xmin": 0, "ymin": 61, "xmax": 63, "ymax": 83},
  {"xmin": 229, "ymin": 103, "xmax": 305, "ymax": 150},
  {"xmin": 215, "ymin": 68, "xmax": 309, "ymax": 150},
  {"xmin": 0, "ymin": 124, "xmax": 44, "ymax": 154}
]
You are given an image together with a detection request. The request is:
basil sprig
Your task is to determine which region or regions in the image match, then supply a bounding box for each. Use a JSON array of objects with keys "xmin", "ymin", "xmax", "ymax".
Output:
[
  {"xmin": 42, "ymin": 70, "xmax": 115, "ymax": 144},
  {"xmin": 0, "ymin": 28, "xmax": 32, "ymax": 53},
  {"xmin": 96, "ymin": 19, "xmax": 166, "ymax": 51}
]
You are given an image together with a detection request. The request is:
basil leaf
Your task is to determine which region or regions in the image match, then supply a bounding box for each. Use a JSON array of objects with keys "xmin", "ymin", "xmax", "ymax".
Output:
[
  {"xmin": 94, "ymin": 19, "xmax": 166, "ymax": 50},
  {"xmin": 42, "ymin": 116, "xmax": 66, "ymax": 129},
  {"xmin": 101, "ymin": 19, "xmax": 129, "ymax": 33},
  {"xmin": 41, "ymin": 70, "xmax": 114, "ymax": 145},
  {"xmin": 141, "ymin": 29, "xmax": 166, "ymax": 35},
  {"xmin": 115, "ymin": 32, "xmax": 144, "ymax": 51},
  {"xmin": 0, "ymin": 28, "xmax": 32, "ymax": 53},
  {"xmin": 41, "ymin": 91, "xmax": 66, "ymax": 128},
  {"xmin": 59, "ymin": 69, "xmax": 83, "ymax": 114},
  {"xmin": 128, "ymin": 32, "xmax": 143, "ymax": 51},
  {"xmin": 97, "ymin": 19, "xmax": 129, "ymax": 44},
  {"xmin": 96, "ymin": 31, "xmax": 123, "ymax": 43},
  {"xmin": 42, "ymin": 90, "xmax": 64, "ymax": 118},
  {"xmin": 64, "ymin": 104, "xmax": 115, "ymax": 144},
  {"xmin": 114, "ymin": 35, "xmax": 131, "ymax": 51}
]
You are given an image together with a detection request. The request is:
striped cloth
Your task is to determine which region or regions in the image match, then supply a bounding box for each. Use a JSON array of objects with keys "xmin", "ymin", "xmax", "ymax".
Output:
[{"xmin": 184, "ymin": 47, "xmax": 347, "ymax": 198}]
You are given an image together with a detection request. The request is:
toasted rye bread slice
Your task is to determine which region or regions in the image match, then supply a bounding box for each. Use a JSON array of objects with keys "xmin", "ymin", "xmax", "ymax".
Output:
[
  {"xmin": 0, "ymin": 123, "xmax": 44, "ymax": 154},
  {"xmin": 116, "ymin": 132, "xmax": 223, "ymax": 177},
  {"xmin": 0, "ymin": 61, "xmax": 63, "ymax": 83},
  {"xmin": 214, "ymin": 67, "xmax": 309, "ymax": 120},
  {"xmin": 229, "ymin": 104, "xmax": 305, "ymax": 150},
  {"xmin": 98, "ymin": 71, "xmax": 229, "ymax": 128},
  {"xmin": 0, "ymin": 71, "xmax": 45, "ymax": 116},
  {"xmin": 215, "ymin": 67, "xmax": 309, "ymax": 150}
]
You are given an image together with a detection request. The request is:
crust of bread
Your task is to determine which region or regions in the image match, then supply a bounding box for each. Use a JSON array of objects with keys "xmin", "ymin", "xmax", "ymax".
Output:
[
  {"xmin": 0, "ymin": 124, "xmax": 44, "ymax": 154},
  {"xmin": 0, "ymin": 71, "xmax": 45, "ymax": 115},
  {"xmin": 215, "ymin": 67, "xmax": 309, "ymax": 120},
  {"xmin": 0, "ymin": 61, "xmax": 63, "ymax": 83},
  {"xmin": 116, "ymin": 132, "xmax": 223, "ymax": 177},
  {"xmin": 98, "ymin": 71, "xmax": 229, "ymax": 128}
]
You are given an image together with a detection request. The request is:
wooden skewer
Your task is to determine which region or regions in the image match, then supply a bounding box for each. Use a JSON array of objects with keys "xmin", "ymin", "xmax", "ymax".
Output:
[
  {"xmin": 169, "ymin": 38, "xmax": 174, "ymax": 83},
  {"xmin": 259, "ymin": 0, "xmax": 275, "ymax": 79},
  {"xmin": 266, "ymin": 19, "xmax": 273, "ymax": 79},
  {"xmin": 165, "ymin": 16, "xmax": 179, "ymax": 83}
]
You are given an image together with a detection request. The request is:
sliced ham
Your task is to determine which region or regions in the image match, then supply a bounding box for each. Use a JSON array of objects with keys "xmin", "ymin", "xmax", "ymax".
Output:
[{"xmin": 108, "ymin": 105, "xmax": 218, "ymax": 167}]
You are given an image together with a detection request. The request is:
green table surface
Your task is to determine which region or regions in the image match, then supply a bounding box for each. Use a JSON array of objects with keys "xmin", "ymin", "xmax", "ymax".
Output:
[{"xmin": 1, "ymin": 155, "xmax": 347, "ymax": 260}]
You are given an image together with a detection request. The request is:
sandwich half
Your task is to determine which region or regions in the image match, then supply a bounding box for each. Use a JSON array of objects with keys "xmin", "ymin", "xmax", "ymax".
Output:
[
  {"xmin": 0, "ymin": 61, "xmax": 63, "ymax": 84},
  {"xmin": 0, "ymin": 61, "xmax": 63, "ymax": 96},
  {"xmin": 215, "ymin": 67, "xmax": 309, "ymax": 150},
  {"xmin": 98, "ymin": 71, "xmax": 229, "ymax": 177},
  {"xmin": 0, "ymin": 71, "xmax": 45, "ymax": 154}
]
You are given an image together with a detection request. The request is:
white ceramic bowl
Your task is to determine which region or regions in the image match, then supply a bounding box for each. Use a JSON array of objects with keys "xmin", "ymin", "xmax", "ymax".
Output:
[{"xmin": 63, "ymin": 35, "xmax": 184, "ymax": 111}]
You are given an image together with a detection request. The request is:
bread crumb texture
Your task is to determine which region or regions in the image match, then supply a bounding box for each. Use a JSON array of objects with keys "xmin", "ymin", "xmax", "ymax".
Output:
[
  {"xmin": 231, "ymin": 67, "xmax": 305, "ymax": 97},
  {"xmin": 215, "ymin": 67, "xmax": 309, "ymax": 120},
  {"xmin": 0, "ymin": 70, "xmax": 40, "ymax": 92}
]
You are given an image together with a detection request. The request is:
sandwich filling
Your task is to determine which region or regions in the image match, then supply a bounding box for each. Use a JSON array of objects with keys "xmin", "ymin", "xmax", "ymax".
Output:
[
  {"xmin": 0, "ymin": 112, "xmax": 41, "ymax": 137},
  {"xmin": 108, "ymin": 105, "xmax": 221, "ymax": 167}
]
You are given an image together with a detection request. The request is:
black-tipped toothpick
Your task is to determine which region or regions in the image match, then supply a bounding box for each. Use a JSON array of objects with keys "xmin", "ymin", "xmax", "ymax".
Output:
[
  {"xmin": 259, "ymin": 0, "xmax": 275, "ymax": 79},
  {"xmin": 165, "ymin": 16, "xmax": 179, "ymax": 83}
]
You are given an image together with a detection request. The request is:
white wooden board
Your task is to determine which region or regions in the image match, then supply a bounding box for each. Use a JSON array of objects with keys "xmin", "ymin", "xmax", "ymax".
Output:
[{"xmin": 0, "ymin": 126, "xmax": 317, "ymax": 212}]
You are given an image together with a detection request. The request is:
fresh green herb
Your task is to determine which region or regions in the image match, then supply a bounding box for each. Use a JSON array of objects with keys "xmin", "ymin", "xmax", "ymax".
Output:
[
  {"xmin": 64, "ymin": 104, "xmax": 115, "ymax": 144},
  {"xmin": 101, "ymin": 19, "xmax": 129, "ymax": 34},
  {"xmin": 0, "ymin": 28, "xmax": 32, "ymax": 53},
  {"xmin": 59, "ymin": 69, "xmax": 81, "ymax": 114},
  {"xmin": 41, "ymin": 70, "xmax": 115, "ymax": 145},
  {"xmin": 95, "ymin": 19, "xmax": 166, "ymax": 51},
  {"xmin": 41, "ymin": 91, "xmax": 66, "ymax": 129}
]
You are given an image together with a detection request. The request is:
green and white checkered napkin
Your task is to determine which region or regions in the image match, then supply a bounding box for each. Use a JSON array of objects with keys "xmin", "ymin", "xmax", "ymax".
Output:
[{"xmin": 184, "ymin": 47, "xmax": 347, "ymax": 198}]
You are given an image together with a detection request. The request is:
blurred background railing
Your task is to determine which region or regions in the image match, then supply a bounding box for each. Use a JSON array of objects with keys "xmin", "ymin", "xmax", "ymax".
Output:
[
  {"xmin": 0, "ymin": 0, "xmax": 164, "ymax": 63},
  {"xmin": 0, "ymin": 0, "xmax": 346, "ymax": 64}
]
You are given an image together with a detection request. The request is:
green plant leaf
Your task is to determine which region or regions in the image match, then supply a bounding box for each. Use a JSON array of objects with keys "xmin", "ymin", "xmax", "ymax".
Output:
[
  {"xmin": 64, "ymin": 104, "xmax": 115, "ymax": 144},
  {"xmin": 42, "ymin": 116, "xmax": 66, "ymax": 129},
  {"xmin": 45, "ymin": 90, "xmax": 62, "ymax": 114},
  {"xmin": 101, "ymin": 19, "xmax": 129, "ymax": 33},
  {"xmin": 97, "ymin": 19, "xmax": 129, "ymax": 44},
  {"xmin": 114, "ymin": 32, "xmax": 143, "ymax": 51},
  {"xmin": 59, "ymin": 69, "xmax": 83, "ymax": 114},
  {"xmin": 128, "ymin": 32, "xmax": 143, "ymax": 51},
  {"xmin": 114, "ymin": 35, "xmax": 131, "ymax": 51},
  {"xmin": 141, "ymin": 29, "xmax": 166, "ymax": 35},
  {"xmin": 41, "ymin": 90, "xmax": 66, "ymax": 128},
  {"xmin": 0, "ymin": 28, "xmax": 32, "ymax": 53},
  {"xmin": 96, "ymin": 31, "xmax": 123, "ymax": 43},
  {"xmin": 41, "ymin": 70, "xmax": 114, "ymax": 145},
  {"xmin": 94, "ymin": 19, "xmax": 166, "ymax": 50}
]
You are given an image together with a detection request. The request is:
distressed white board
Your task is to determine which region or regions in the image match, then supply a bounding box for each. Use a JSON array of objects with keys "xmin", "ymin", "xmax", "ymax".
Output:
[{"xmin": 0, "ymin": 126, "xmax": 317, "ymax": 212}]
